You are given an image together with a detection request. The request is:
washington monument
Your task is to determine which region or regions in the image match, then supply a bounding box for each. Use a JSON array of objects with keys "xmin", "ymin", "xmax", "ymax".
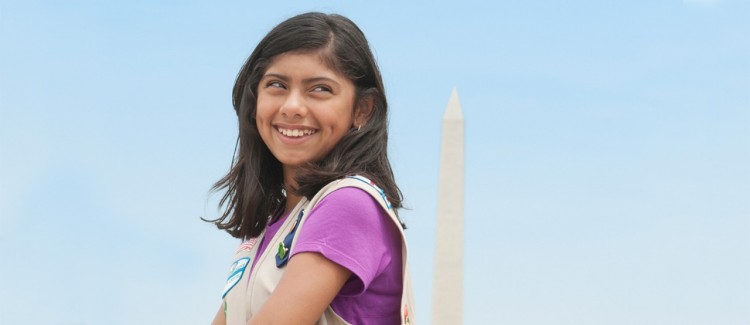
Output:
[{"xmin": 432, "ymin": 88, "xmax": 464, "ymax": 325}]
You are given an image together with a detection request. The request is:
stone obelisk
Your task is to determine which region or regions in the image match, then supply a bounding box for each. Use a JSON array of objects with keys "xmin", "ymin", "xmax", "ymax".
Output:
[{"xmin": 432, "ymin": 88, "xmax": 464, "ymax": 325}]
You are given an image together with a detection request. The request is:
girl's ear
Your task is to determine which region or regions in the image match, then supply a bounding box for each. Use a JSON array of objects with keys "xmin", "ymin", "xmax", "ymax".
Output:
[{"xmin": 353, "ymin": 95, "xmax": 375, "ymax": 128}]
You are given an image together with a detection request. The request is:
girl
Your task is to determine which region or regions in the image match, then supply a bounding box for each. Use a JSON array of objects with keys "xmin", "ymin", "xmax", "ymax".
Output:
[{"xmin": 208, "ymin": 12, "xmax": 415, "ymax": 325}]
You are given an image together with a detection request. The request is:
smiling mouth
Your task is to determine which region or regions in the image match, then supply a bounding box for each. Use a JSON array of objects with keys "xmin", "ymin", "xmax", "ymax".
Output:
[{"xmin": 277, "ymin": 127, "xmax": 317, "ymax": 137}]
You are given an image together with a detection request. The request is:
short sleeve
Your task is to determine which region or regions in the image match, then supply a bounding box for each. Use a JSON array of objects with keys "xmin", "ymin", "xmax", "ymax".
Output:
[{"xmin": 290, "ymin": 187, "xmax": 401, "ymax": 296}]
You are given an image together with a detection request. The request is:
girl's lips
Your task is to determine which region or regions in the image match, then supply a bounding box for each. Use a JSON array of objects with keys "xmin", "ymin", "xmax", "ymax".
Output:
[{"xmin": 274, "ymin": 126, "xmax": 317, "ymax": 145}]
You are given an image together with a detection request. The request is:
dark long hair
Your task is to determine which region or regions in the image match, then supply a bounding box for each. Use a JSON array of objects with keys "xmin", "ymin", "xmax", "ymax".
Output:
[{"xmin": 207, "ymin": 12, "xmax": 403, "ymax": 239}]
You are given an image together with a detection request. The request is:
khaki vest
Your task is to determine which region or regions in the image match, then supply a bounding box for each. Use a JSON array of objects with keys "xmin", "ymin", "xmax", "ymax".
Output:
[{"xmin": 221, "ymin": 176, "xmax": 416, "ymax": 325}]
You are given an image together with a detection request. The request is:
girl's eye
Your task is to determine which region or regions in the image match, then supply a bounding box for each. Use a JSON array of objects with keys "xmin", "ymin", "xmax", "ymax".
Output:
[
  {"xmin": 266, "ymin": 81, "xmax": 285, "ymax": 89},
  {"xmin": 312, "ymin": 85, "xmax": 332, "ymax": 93}
]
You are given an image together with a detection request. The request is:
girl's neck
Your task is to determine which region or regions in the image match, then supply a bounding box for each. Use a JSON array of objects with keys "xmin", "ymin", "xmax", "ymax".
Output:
[
  {"xmin": 283, "ymin": 166, "xmax": 301, "ymax": 212},
  {"xmin": 285, "ymin": 192, "xmax": 302, "ymax": 213}
]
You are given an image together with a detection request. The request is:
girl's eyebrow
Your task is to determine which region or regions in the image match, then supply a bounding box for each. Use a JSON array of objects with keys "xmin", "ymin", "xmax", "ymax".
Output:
[
  {"xmin": 262, "ymin": 73, "xmax": 289, "ymax": 82},
  {"xmin": 262, "ymin": 73, "xmax": 340, "ymax": 86}
]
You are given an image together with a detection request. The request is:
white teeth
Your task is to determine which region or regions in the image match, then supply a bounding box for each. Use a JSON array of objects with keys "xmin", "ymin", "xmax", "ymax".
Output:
[{"xmin": 278, "ymin": 127, "xmax": 316, "ymax": 137}]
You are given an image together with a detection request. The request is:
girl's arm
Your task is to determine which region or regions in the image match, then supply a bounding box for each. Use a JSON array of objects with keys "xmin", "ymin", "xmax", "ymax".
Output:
[
  {"xmin": 211, "ymin": 304, "xmax": 226, "ymax": 325},
  {"xmin": 247, "ymin": 252, "xmax": 351, "ymax": 325}
]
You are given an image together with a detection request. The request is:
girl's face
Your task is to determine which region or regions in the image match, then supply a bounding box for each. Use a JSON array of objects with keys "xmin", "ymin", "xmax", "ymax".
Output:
[{"xmin": 256, "ymin": 51, "xmax": 357, "ymax": 175}]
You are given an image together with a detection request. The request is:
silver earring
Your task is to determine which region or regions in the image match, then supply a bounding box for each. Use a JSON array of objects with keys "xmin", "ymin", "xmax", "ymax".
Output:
[{"xmin": 357, "ymin": 125, "xmax": 362, "ymax": 131}]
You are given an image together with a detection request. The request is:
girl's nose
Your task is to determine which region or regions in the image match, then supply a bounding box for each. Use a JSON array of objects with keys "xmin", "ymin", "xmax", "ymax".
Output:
[{"xmin": 279, "ymin": 91, "xmax": 307, "ymax": 119}]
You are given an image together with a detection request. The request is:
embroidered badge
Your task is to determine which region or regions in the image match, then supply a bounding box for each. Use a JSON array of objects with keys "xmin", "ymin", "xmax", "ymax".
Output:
[
  {"xmin": 237, "ymin": 238, "xmax": 258, "ymax": 252},
  {"xmin": 222, "ymin": 257, "xmax": 250, "ymax": 298}
]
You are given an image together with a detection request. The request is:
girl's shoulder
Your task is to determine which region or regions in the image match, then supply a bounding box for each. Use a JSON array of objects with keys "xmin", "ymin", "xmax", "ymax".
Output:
[
  {"xmin": 313, "ymin": 175, "xmax": 393, "ymax": 211},
  {"xmin": 293, "ymin": 184, "xmax": 402, "ymax": 293}
]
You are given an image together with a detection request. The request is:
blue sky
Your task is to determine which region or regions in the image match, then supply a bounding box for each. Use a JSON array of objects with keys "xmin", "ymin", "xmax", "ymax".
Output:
[{"xmin": 1, "ymin": 1, "xmax": 748, "ymax": 324}]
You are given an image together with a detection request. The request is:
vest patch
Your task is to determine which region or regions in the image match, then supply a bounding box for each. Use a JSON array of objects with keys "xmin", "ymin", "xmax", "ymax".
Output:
[
  {"xmin": 222, "ymin": 257, "xmax": 250, "ymax": 298},
  {"xmin": 237, "ymin": 238, "xmax": 258, "ymax": 252}
]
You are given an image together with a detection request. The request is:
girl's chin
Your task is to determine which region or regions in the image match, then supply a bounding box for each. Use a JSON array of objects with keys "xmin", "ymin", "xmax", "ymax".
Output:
[{"xmin": 279, "ymin": 159, "xmax": 308, "ymax": 169}]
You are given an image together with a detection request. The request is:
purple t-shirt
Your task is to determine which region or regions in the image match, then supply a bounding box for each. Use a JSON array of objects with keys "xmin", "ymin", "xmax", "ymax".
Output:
[{"xmin": 252, "ymin": 187, "xmax": 403, "ymax": 324}]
